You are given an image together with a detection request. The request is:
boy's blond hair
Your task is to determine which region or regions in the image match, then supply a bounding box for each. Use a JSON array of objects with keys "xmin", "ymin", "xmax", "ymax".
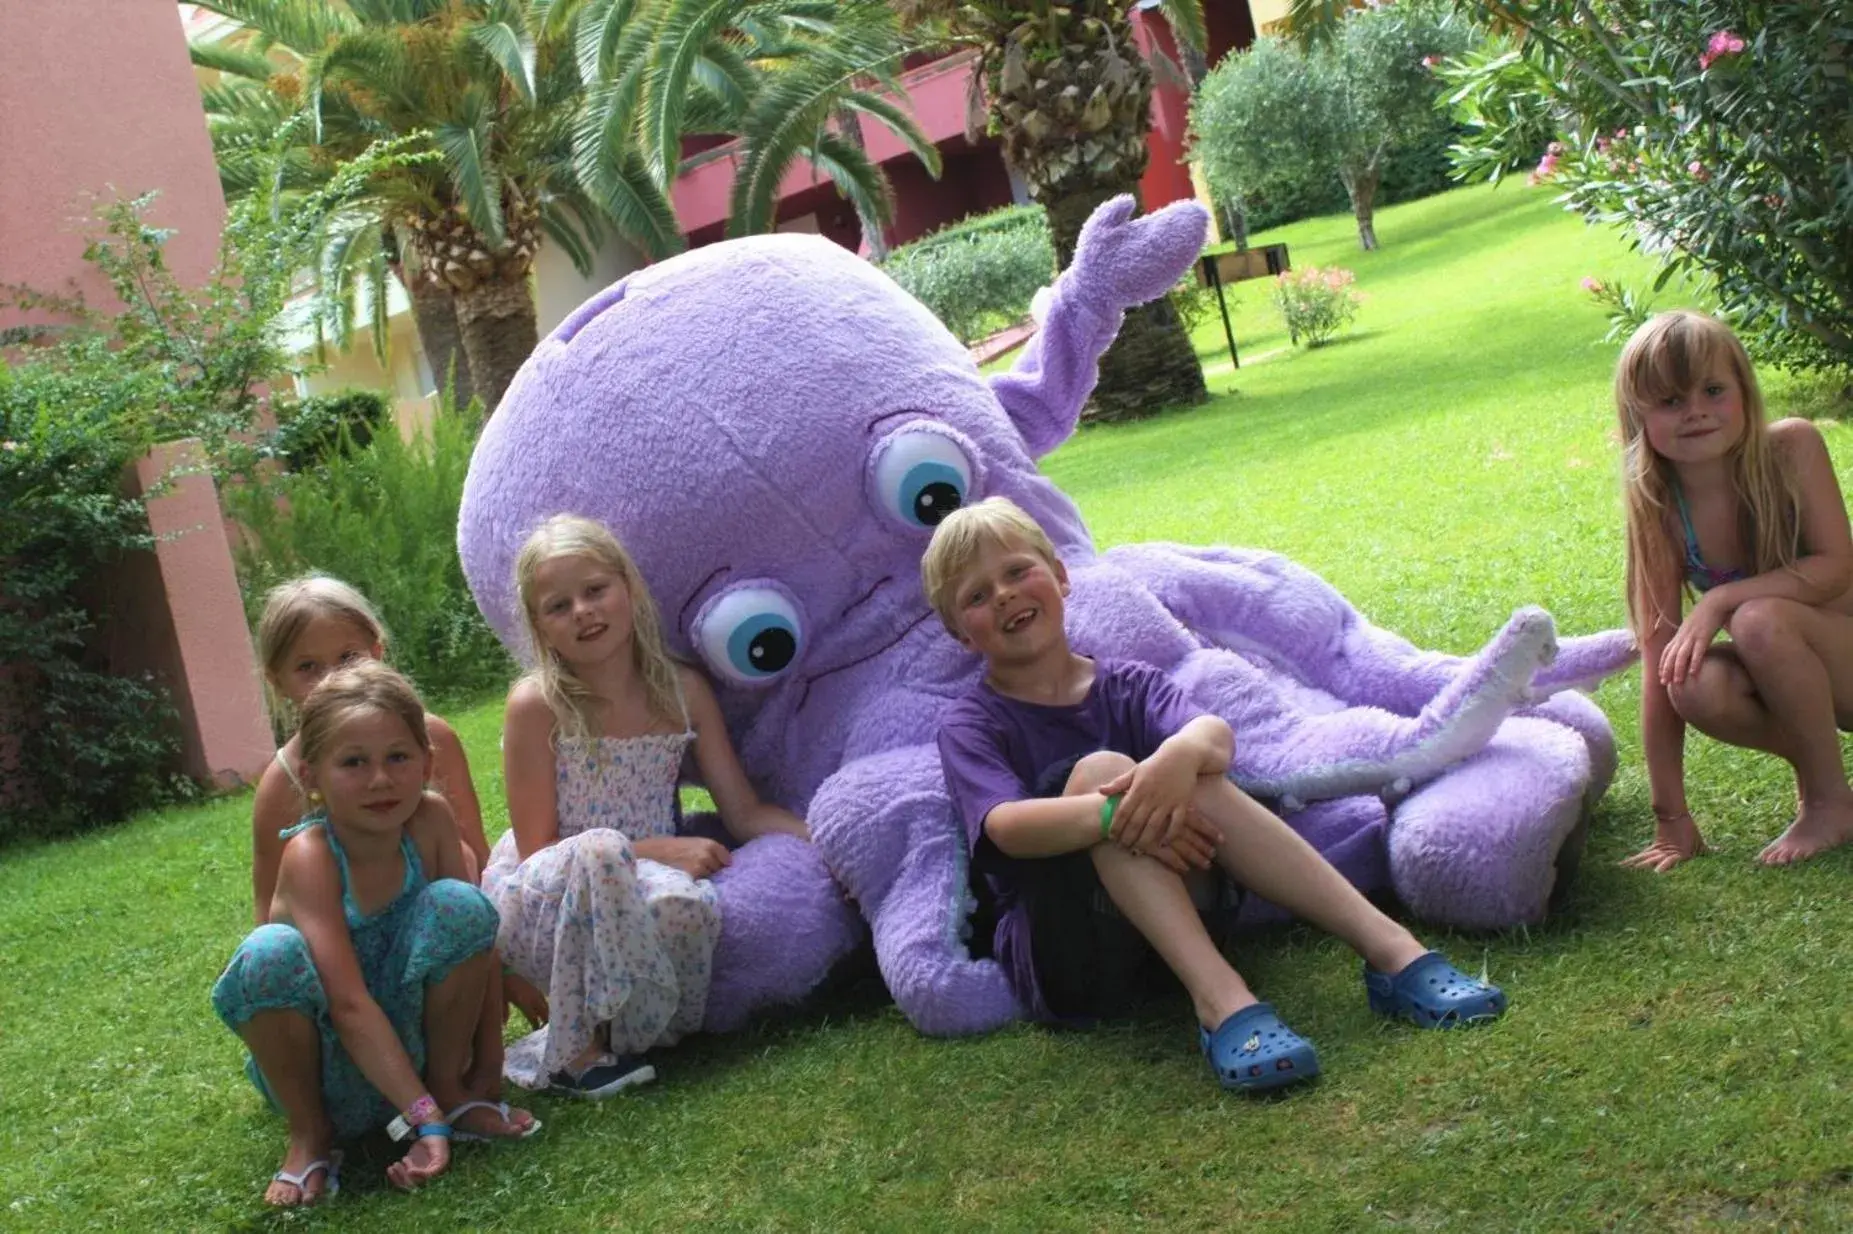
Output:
[
  {"xmin": 254, "ymin": 575, "xmax": 389, "ymax": 732},
  {"xmin": 921, "ymin": 497, "xmax": 1062, "ymax": 631}
]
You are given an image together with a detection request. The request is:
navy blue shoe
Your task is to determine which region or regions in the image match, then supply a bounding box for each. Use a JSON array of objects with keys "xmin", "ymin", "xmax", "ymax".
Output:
[
  {"xmin": 1200, "ymin": 1003, "xmax": 1320, "ymax": 1093},
  {"xmin": 550, "ymin": 1054, "xmax": 656, "ymax": 1099},
  {"xmin": 1365, "ymin": 951, "xmax": 1507, "ymax": 1028}
]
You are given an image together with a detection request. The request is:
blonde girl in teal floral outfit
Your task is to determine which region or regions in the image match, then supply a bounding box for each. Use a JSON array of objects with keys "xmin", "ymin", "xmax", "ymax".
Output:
[{"xmin": 212, "ymin": 662, "xmax": 537, "ymax": 1208}]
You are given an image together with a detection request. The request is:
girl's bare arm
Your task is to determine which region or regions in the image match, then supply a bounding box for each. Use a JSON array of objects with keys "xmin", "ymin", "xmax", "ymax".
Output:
[
  {"xmin": 250, "ymin": 757, "xmax": 303, "ymax": 925},
  {"xmin": 681, "ymin": 666, "xmax": 808, "ymax": 841},
  {"xmin": 503, "ymin": 680, "xmax": 564, "ymax": 861},
  {"xmin": 427, "ymin": 715, "xmax": 491, "ymax": 874}
]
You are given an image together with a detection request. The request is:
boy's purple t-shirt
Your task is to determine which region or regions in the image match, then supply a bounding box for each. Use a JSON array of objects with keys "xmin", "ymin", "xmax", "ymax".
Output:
[{"xmin": 935, "ymin": 658, "xmax": 1205, "ymax": 1021}]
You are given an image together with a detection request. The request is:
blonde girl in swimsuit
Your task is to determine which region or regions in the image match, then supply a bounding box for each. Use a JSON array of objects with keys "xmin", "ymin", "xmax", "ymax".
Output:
[
  {"xmin": 487, "ymin": 515, "xmax": 808, "ymax": 1096},
  {"xmin": 1617, "ymin": 311, "xmax": 1853, "ymax": 870}
]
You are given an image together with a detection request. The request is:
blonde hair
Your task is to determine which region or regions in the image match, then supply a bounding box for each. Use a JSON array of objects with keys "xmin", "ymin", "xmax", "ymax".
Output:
[
  {"xmin": 255, "ymin": 575, "xmax": 388, "ymax": 732},
  {"xmin": 1617, "ymin": 310, "xmax": 1800, "ymax": 641},
  {"xmin": 514, "ymin": 514, "xmax": 683, "ymax": 746},
  {"xmin": 921, "ymin": 496, "xmax": 1062, "ymax": 632},
  {"xmin": 297, "ymin": 660, "xmax": 430, "ymax": 768}
]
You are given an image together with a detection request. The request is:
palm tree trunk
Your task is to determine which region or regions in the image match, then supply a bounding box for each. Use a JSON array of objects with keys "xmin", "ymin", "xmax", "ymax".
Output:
[
  {"xmin": 986, "ymin": 2, "xmax": 1206, "ymax": 422},
  {"xmin": 451, "ymin": 274, "xmax": 539, "ymax": 417},
  {"xmin": 406, "ymin": 279, "xmax": 477, "ymax": 410},
  {"xmin": 1046, "ymin": 189, "xmax": 1207, "ymax": 421}
]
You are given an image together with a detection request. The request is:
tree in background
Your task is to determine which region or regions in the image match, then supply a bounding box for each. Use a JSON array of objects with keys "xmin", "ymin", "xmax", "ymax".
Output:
[
  {"xmin": 893, "ymin": 0, "xmax": 1210, "ymax": 422},
  {"xmin": 1441, "ymin": 0, "xmax": 1853, "ymax": 372},
  {"xmin": 193, "ymin": 0, "xmax": 937, "ymax": 413},
  {"xmin": 191, "ymin": 0, "xmax": 643, "ymax": 414},
  {"xmin": 1192, "ymin": 2, "xmax": 1472, "ymax": 251}
]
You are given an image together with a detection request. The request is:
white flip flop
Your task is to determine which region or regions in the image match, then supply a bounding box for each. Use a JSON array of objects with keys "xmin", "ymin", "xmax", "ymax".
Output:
[
  {"xmin": 270, "ymin": 1147, "xmax": 342, "ymax": 1203},
  {"xmin": 445, "ymin": 1099, "xmax": 542, "ymax": 1144}
]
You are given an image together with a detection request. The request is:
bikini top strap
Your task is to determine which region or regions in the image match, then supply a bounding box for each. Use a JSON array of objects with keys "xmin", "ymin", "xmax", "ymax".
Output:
[
  {"xmin": 399, "ymin": 830, "xmax": 425, "ymax": 892},
  {"xmin": 274, "ymin": 747, "xmax": 305, "ymax": 797},
  {"xmin": 1670, "ymin": 478, "xmax": 1706, "ymax": 565}
]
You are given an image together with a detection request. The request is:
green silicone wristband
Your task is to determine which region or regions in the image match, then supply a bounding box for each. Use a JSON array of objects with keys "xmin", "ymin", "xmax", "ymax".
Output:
[{"xmin": 1099, "ymin": 793, "xmax": 1119, "ymax": 838}]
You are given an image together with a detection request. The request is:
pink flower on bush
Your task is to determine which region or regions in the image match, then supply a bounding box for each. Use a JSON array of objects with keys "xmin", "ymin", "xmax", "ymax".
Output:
[
  {"xmin": 1764, "ymin": 193, "xmax": 1785, "ymax": 210},
  {"xmin": 1581, "ymin": 277, "xmax": 1604, "ymax": 295},
  {"xmin": 1688, "ymin": 160, "xmax": 1711, "ymax": 183},
  {"xmin": 1699, "ymin": 30, "xmax": 1746, "ymax": 70},
  {"xmin": 1422, "ymin": 53, "xmax": 1442, "ymax": 68},
  {"xmin": 1528, "ymin": 150, "xmax": 1561, "ymax": 186}
]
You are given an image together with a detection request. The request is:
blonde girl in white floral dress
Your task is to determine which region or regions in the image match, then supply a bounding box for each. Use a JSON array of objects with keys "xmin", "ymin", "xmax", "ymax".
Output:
[{"xmin": 487, "ymin": 515, "xmax": 811, "ymax": 1098}]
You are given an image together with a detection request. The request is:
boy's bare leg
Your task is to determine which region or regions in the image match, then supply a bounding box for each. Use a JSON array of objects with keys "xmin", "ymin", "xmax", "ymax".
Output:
[
  {"xmin": 1193, "ymin": 777, "xmax": 1429, "ymax": 976},
  {"xmin": 1064, "ymin": 752, "xmax": 1255, "ymax": 1029},
  {"xmin": 1088, "ymin": 843, "xmax": 1257, "ymax": 1029},
  {"xmin": 236, "ymin": 1010, "xmax": 334, "ymax": 1207}
]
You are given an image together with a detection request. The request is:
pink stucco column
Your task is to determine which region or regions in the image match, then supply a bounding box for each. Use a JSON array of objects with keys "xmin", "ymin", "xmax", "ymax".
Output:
[
  {"xmin": 0, "ymin": 2, "xmax": 226, "ymax": 329},
  {"xmin": 120, "ymin": 441, "xmax": 274, "ymax": 788}
]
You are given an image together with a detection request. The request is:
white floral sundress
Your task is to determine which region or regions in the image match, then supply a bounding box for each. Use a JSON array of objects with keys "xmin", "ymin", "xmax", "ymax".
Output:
[{"xmin": 483, "ymin": 713, "xmax": 721, "ymax": 1089}]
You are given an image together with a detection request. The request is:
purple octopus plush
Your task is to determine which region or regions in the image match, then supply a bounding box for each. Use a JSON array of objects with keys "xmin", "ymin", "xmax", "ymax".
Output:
[{"xmin": 459, "ymin": 197, "xmax": 1637, "ymax": 1037}]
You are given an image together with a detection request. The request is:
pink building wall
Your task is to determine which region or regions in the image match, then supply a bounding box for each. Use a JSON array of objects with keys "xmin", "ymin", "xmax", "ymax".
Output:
[
  {"xmin": 0, "ymin": 1, "xmax": 273, "ymax": 803},
  {"xmin": 0, "ymin": 1, "xmax": 227, "ymax": 329}
]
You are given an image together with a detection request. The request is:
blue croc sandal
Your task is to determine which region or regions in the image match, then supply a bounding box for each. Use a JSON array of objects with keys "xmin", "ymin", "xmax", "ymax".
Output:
[
  {"xmin": 1200, "ymin": 1002, "xmax": 1321, "ymax": 1092},
  {"xmin": 1365, "ymin": 951, "xmax": 1507, "ymax": 1028}
]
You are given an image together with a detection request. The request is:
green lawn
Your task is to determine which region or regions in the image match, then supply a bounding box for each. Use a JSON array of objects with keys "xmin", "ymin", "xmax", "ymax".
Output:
[{"xmin": 5, "ymin": 183, "xmax": 1851, "ymax": 1232}]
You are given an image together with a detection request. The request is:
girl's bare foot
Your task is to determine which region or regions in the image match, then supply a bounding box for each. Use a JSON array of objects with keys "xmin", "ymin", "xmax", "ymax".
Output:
[
  {"xmin": 264, "ymin": 1126, "xmax": 337, "ymax": 1207},
  {"xmin": 449, "ymin": 1100, "xmax": 540, "ymax": 1139},
  {"xmin": 1761, "ymin": 798, "xmax": 1853, "ymax": 865}
]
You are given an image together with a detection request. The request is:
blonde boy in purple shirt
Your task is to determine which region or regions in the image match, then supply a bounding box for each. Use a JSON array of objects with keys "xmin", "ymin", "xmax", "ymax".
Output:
[{"xmin": 925, "ymin": 497, "xmax": 1507, "ymax": 1092}]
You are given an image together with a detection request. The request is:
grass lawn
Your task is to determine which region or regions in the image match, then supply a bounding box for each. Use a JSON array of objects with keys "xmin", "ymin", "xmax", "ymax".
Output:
[{"xmin": 5, "ymin": 183, "xmax": 1851, "ymax": 1232}]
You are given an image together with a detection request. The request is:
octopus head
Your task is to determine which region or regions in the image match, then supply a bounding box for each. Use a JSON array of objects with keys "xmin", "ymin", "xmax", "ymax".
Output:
[{"xmin": 459, "ymin": 233, "xmax": 1081, "ymax": 713}]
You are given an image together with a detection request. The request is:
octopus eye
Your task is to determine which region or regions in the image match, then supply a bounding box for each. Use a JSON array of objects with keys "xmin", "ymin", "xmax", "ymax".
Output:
[
  {"xmin": 694, "ymin": 585, "xmax": 804, "ymax": 686},
  {"xmin": 870, "ymin": 428, "xmax": 974, "ymax": 530}
]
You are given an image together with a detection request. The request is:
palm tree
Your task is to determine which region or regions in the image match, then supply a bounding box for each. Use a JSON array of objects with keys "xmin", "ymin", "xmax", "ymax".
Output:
[
  {"xmin": 195, "ymin": 0, "xmax": 937, "ymax": 413},
  {"xmin": 192, "ymin": 0, "xmax": 674, "ymax": 414},
  {"xmin": 193, "ymin": 57, "xmax": 479, "ymax": 407},
  {"xmin": 570, "ymin": 0, "xmax": 939, "ymax": 249},
  {"xmin": 893, "ymin": 0, "xmax": 1210, "ymax": 421}
]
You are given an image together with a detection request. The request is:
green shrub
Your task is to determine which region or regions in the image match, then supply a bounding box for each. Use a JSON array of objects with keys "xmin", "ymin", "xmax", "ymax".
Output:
[
  {"xmin": 0, "ymin": 132, "xmax": 429, "ymax": 841},
  {"xmin": 1271, "ymin": 266, "xmax": 1362, "ymax": 347},
  {"xmin": 0, "ymin": 347, "xmax": 187, "ymax": 842},
  {"xmin": 1443, "ymin": 1, "xmax": 1853, "ymax": 370},
  {"xmin": 266, "ymin": 388, "xmax": 391, "ymax": 471},
  {"xmin": 882, "ymin": 205, "xmax": 1055, "ymax": 344},
  {"xmin": 224, "ymin": 391, "xmax": 514, "ymax": 709},
  {"xmin": 1191, "ymin": 3, "xmax": 1474, "ymax": 250}
]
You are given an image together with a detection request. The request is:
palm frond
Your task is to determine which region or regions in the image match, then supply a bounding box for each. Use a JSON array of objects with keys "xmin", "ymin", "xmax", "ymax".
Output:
[
  {"xmin": 639, "ymin": 0, "xmax": 761, "ymax": 187},
  {"xmin": 1284, "ymin": 0, "xmax": 1351, "ymax": 48},
  {"xmin": 467, "ymin": 18, "xmax": 538, "ymax": 101},
  {"xmin": 839, "ymin": 88, "xmax": 941, "ymax": 178},
  {"xmin": 189, "ymin": 0, "xmax": 354, "ymax": 55},
  {"xmin": 1155, "ymin": 0, "xmax": 1206, "ymax": 55},
  {"xmin": 189, "ymin": 39, "xmax": 286, "ymax": 82},
  {"xmin": 433, "ymin": 87, "xmax": 508, "ymax": 244},
  {"xmin": 574, "ymin": 0, "xmax": 646, "ymax": 82},
  {"xmin": 803, "ymin": 128, "xmax": 892, "ymax": 230}
]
